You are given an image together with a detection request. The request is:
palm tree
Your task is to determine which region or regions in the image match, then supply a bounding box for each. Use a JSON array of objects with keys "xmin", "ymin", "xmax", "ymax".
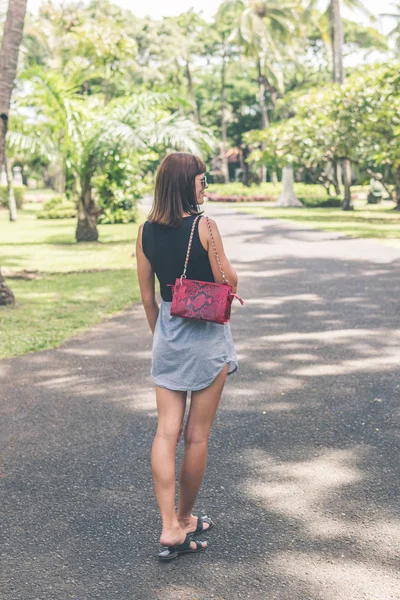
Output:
[
  {"xmin": 14, "ymin": 69, "xmax": 215, "ymax": 241},
  {"xmin": 212, "ymin": 2, "xmax": 241, "ymax": 183},
  {"xmin": 329, "ymin": 0, "xmax": 353, "ymax": 210},
  {"xmin": 228, "ymin": 0, "xmax": 301, "ymax": 129},
  {"xmin": 0, "ymin": 0, "xmax": 27, "ymax": 168},
  {"xmin": 0, "ymin": 0, "xmax": 27, "ymax": 305},
  {"xmin": 330, "ymin": 0, "xmax": 345, "ymax": 84},
  {"xmin": 175, "ymin": 10, "xmax": 208, "ymax": 125},
  {"xmin": 226, "ymin": 0, "xmax": 304, "ymax": 200},
  {"xmin": 381, "ymin": 3, "xmax": 400, "ymax": 54},
  {"xmin": 73, "ymin": 96, "xmax": 214, "ymax": 241}
]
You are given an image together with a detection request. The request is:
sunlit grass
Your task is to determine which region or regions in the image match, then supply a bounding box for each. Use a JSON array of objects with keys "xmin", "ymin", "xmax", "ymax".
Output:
[
  {"xmin": 0, "ymin": 205, "xmax": 143, "ymax": 358},
  {"xmin": 0, "ymin": 205, "xmax": 140, "ymax": 272},
  {"xmin": 0, "ymin": 270, "xmax": 140, "ymax": 358},
  {"xmin": 3, "ymin": 202, "xmax": 141, "ymax": 243}
]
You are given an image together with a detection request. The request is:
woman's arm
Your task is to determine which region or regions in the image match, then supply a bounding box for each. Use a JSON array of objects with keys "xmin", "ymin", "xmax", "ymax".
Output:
[
  {"xmin": 199, "ymin": 217, "xmax": 239, "ymax": 294},
  {"xmin": 136, "ymin": 223, "xmax": 159, "ymax": 333}
]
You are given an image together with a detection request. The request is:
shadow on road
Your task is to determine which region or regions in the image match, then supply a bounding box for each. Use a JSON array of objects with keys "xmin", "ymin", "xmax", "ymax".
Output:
[{"xmin": 1, "ymin": 213, "xmax": 399, "ymax": 600}]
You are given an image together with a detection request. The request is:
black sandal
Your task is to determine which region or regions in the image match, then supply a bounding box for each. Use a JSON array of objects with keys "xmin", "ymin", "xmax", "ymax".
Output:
[
  {"xmin": 157, "ymin": 533, "xmax": 207, "ymax": 561},
  {"xmin": 188, "ymin": 515, "xmax": 214, "ymax": 535}
]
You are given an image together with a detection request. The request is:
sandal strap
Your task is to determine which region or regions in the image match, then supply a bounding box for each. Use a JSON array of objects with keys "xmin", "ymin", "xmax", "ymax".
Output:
[
  {"xmin": 199, "ymin": 515, "xmax": 213, "ymax": 529},
  {"xmin": 173, "ymin": 533, "xmax": 193, "ymax": 552}
]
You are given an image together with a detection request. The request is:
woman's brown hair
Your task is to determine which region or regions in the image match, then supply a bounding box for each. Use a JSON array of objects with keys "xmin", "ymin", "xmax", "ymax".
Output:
[{"xmin": 147, "ymin": 152, "xmax": 206, "ymax": 227}]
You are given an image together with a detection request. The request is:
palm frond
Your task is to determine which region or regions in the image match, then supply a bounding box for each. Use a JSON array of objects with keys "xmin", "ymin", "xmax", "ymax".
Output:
[
  {"xmin": 77, "ymin": 102, "xmax": 216, "ymax": 177},
  {"xmin": 7, "ymin": 130, "xmax": 56, "ymax": 160},
  {"xmin": 343, "ymin": 0, "xmax": 374, "ymax": 19},
  {"xmin": 136, "ymin": 113, "xmax": 216, "ymax": 155},
  {"xmin": 107, "ymin": 92, "xmax": 171, "ymax": 114}
]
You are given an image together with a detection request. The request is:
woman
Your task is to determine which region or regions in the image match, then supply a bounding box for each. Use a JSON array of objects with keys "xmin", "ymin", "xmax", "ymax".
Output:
[{"xmin": 136, "ymin": 152, "xmax": 239, "ymax": 560}]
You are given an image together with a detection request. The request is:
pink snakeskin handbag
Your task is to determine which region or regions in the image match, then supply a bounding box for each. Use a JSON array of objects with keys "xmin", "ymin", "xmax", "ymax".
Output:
[{"xmin": 167, "ymin": 215, "xmax": 244, "ymax": 324}]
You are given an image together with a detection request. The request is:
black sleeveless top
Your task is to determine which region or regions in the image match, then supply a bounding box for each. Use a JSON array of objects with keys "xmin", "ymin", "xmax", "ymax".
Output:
[{"xmin": 142, "ymin": 214, "xmax": 215, "ymax": 302}]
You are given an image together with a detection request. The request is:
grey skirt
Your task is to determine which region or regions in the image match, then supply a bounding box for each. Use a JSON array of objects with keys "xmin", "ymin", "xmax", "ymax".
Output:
[{"xmin": 151, "ymin": 300, "xmax": 238, "ymax": 392}]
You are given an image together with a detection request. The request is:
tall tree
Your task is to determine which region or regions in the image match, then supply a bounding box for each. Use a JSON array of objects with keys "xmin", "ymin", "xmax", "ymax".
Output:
[
  {"xmin": 0, "ymin": 0, "xmax": 27, "ymax": 305},
  {"xmin": 381, "ymin": 3, "xmax": 400, "ymax": 55},
  {"xmin": 16, "ymin": 68, "xmax": 214, "ymax": 241},
  {"xmin": 329, "ymin": 0, "xmax": 352, "ymax": 209},
  {"xmin": 174, "ymin": 10, "xmax": 208, "ymax": 124},
  {"xmin": 0, "ymin": 0, "xmax": 27, "ymax": 173},
  {"xmin": 229, "ymin": 0, "xmax": 301, "ymax": 128},
  {"xmin": 330, "ymin": 0, "xmax": 345, "ymax": 84},
  {"xmin": 331, "ymin": 0, "xmax": 354, "ymax": 209},
  {"xmin": 209, "ymin": 2, "xmax": 241, "ymax": 183},
  {"xmin": 228, "ymin": 0, "xmax": 303, "ymax": 194},
  {"xmin": 314, "ymin": 0, "xmax": 373, "ymax": 209}
]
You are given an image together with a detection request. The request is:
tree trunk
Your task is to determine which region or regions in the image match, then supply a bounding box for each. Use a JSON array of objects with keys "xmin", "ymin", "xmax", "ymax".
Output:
[
  {"xmin": 220, "ymin": 49, "xmax": 229, "ymax": 184},
  {"xmin": 341, "ymin": 158, "xmax": 353, "ymax": 210},
  {"xmin": 394, "ymin": 167, "xmax": 400, "ymax": 210},
  {"xmin": 0, "ymin": 0, "xmax": 28, "ymax": 170},
  {"xmin": 75, "ymin": 179, "xmax": 102, "ymax": 242},
  {"xmin": 239, "ymin": 144, "xmax": 250, "ymax": 186},
  {"xmin": 331, "ymin": 159, "xmax": 342, "ymax": 195},
  {"xmin": 0, "ymin": 268, "xmax": 15, "ymax": 305},
  {"xmin": 0, "ymin": 0, "xmax": 28, "ymax": 304},
  {"xmin": 185, "ymin": 61, "xmax": 199, "ymax": 124},
  {"xmin": 276, "ymin": 166, "xmax": 303, "ymax": 207},
  {"xmin": 257, "ymin": 57, "xmax": 269, "ymax": 129},
  {"xmin": 5, "ymin": 152, "xmax": 17, "ymax": 221},
  {"xmin": 257, "ymin": 57, "xmax": 268, "ymax": 183},
  {"xmin": 330, "ymin": 0, "xmax": 352, "ymax": 212},
  {"xmin": 173, "ymin": 61, "xmax": 184, "ymax": 117},
  {"xmin": 330, "ymin": 0, "xmax": 344, "ymax": 84},
  {"xmin": 55, "ymin": 136, "xmax": 66, "ymax": 193}
]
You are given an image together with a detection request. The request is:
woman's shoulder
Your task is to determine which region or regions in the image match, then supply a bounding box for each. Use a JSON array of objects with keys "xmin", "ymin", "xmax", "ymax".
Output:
[
  {"xmin": 198, "ymin": 215, "xmax": 219, "ymax": 234},
  {"xmin": 197, "ymin": 215, "xmax": 217, "ymax": 252}
]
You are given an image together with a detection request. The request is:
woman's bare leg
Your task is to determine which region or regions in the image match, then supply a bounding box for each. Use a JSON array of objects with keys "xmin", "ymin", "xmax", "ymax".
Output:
[
  {"xmin": 151, "ymin": 385, "xmax": 207, "ymax": 550},
  {"xmin": 177, "ymin": 364, "xmax": 229, "ymax": 533}
]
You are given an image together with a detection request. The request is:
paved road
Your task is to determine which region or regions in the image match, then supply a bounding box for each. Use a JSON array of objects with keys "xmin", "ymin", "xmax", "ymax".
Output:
[{"xmin": 1, "ymin": 203, "xmax": 400, "ymax": 600}]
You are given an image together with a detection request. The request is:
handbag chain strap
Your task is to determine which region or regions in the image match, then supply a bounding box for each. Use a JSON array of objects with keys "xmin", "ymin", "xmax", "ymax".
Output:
[
  {"xmin": 180, "ymin": 215, "xmax": 228, "ymax": 285},
  {"xmin": 205, "ymin": 216, "xmax": 228, "ymax": 284}
]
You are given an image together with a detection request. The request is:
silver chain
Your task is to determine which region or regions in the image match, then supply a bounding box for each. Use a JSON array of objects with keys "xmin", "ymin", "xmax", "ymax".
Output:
[
  {"xmin": 205, "ymin": 216, "xmax": 228, "ymax": 283},
  {"xmin": 180, "ymin": 215, "xmax": 228, "ymax": 285},
  {"xmin": 181, "ymin": 215, "xmax": 200, "ymax": 283}
]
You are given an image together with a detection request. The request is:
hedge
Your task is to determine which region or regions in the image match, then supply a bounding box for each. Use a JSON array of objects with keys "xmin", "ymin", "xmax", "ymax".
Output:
[{"xmin": 0, "ymin": 185, "xmax": 25, "ymax": 209}]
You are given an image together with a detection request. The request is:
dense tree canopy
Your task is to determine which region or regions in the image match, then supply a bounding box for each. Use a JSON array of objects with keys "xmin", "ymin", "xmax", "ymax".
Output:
[{"xmin": 2, "ymin": 0, "xmax": 399, "ymax": 241}]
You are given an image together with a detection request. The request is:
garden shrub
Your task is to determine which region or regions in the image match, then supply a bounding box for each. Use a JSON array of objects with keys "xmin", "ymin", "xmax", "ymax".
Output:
[
  {"xmin": 206, "ymin": 182, "xmax": 342, "ymax": 207},
  {"xmin": 94, "ymin": 153, "xmax": 152, "ymax": 224},
  {"xmin": 0, "ymin": 185, "xmax": 25, "ymax": 209},
  {"xmin": 37, "ymin": 194, "xmax": 77, "ymax": 219}
]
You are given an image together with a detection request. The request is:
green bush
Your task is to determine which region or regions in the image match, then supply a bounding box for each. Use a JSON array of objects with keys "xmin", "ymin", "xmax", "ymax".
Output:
[
  {"xmin": 207, "ymin": 183, "xmax": 277, "ymax": 198},
  {"xmin": 206, "ymin": 182, "xmax": 342, "ymax": 207},
  {"xmin": 0, "ymin": 185, "xmax": 25, "ymax": 209},
  {"xmin": 94, "ymin": 153, "xmax": 152, "ymax": 224},
  {"xmin": 37, "ymin": 194, "xmax": 77, "ymax": 219},
  {"xmin": 301, "ymin": 196, "xmax": 342, "ymax": 208},
  {"xmin": 98, "ymin": 205, "xmax": 138, "ymax": 224}
]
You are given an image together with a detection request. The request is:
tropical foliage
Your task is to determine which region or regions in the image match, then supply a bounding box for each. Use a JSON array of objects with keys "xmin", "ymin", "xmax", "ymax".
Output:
[{"xmin": 2, "ymin": 0, "xmax": 399, "ymax": 239}]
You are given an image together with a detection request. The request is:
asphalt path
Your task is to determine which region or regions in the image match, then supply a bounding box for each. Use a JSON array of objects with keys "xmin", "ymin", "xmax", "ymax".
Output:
[{"xmin": 1, "ymin": 201, "xmax": 400, "ymax": 600}]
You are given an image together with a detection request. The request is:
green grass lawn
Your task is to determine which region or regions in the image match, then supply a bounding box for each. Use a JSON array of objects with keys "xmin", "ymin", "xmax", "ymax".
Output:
[
  {"xmin": 2, "ymin": 193, "xmax": 399, "ymax": 359},
  {"xmin": 213, "ymin": 199, "xmax": 400, "ymax": 241},
  {"xmin": 1, "ymin": 203, "xmax": 139, "ymax": 271},
  {"xmin": 0, "ymin": 204, "xmax": 143, "ymax": 359},
  {"xmin": 0, "ymin": 270, "xmax": 140, "ymax": 358}
]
